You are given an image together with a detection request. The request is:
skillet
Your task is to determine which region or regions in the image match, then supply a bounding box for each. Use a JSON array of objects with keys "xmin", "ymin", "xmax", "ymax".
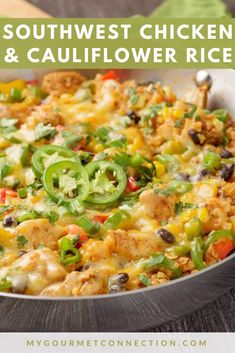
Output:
[{"xmin": 0, "ymin": 69, "xmax": 235, "ymax": 332}]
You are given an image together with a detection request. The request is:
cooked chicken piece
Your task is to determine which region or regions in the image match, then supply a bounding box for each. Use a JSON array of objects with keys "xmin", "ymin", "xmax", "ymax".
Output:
[
  {"xmin": 175, "ymin": 256, "xmax": 195, "ymax": 272},
  {"xmin": 41, "ymin": 264, "xmax": 115, "ymax": 297},
  {"xmin": 81, "ymin": 234, "xmax": 115, "ymax": 264},
  {"xmin": 0, "ymin": 102, "xmax": 32, "ymax": 125},
  {"xmin": 157, "ymin": 120, "xmax": 179, "ymax": 141},
  {"xmin": 16, "ymin": 219, "xmax": 67, "ymax": 250},
  {"xmin": 139, "ymin": 189, "xmax": 176, "ymax": 221},
  {"xmin": 31, "ymin": 104, "xmax": 62, "ymax": 126},
  {"xmin": 111, "ymin": 229, "xmax": 162, "ymax": 260},
  {"xmin": 0, "ymin": 247, "xmax": 66, "ymax": 295},
  {"xmin": 42, "ymin": 71, "xmax": 85, "ymax": 96},
  {"xmin": 227, "ymin": 124, "xmax": 235, "ymax": 155},
  {"xmin": 201, "ymin": 117, "xmax": 224, "ymax": 146},
  {"xmin": 222, "ymin": 183, "xmax": 235, "ymax": 205},
  {"xmin": 205, "ymin": 243, "xmax": 219, "ymax": 265},
  {"xmin": 203, "ymin": 198, "xmax": 230, "ymax": 233},
  {"xmin": 150, "ymin": 271, "xmax": 169, "ymax": 285}
]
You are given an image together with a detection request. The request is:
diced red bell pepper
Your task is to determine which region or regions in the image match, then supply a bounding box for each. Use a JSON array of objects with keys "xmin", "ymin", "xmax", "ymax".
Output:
[
  {"xmin": 101, "ymin": 70, "xmax": 119, "ymax": 81},
  {"xmin": 73, "ymin": 138, "xmax": 86, "ymax": 152},
  {"xmin": 92, "ymin": 214, "xmax": 109, "ymax": 224},
  {"xmin": 6, "ymin": 189, "xmax": 18, "ymax": 198},
  {"xmin": 0, "ymin": 188, "xmax": 18, "ymax": 204},
  {"xmin": 0, "ymin": 189, "xmax": 6, "ymax": 204},
  {"xmin": 125, "ymin": 176, "xmax": 140, "ymax": 193},
  {"xmin": 26, "ymin": 79, "xmax": 39, "ymax": 86},
  {"xmin": 213, "ymin": 238, "xmax": 235, "ymax": 260},
  {"xmin": 67, "ymin": 224, "xmax": 89, "ymax": 242}
]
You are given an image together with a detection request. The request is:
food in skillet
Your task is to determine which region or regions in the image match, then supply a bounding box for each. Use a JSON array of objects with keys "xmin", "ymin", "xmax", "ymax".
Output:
[{"xmin": 0, "ymin": 70, "xmax": 234, "ymax": 297}]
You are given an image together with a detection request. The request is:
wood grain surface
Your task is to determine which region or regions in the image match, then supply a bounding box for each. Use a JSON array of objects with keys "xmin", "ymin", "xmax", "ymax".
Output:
[
  {"xmin": 28, "ymin": 0, "xmax": 235, "ymax": 18},
  {"xmin": 0, "ymin": 0, "xmax": 234, "ymax": 333}
]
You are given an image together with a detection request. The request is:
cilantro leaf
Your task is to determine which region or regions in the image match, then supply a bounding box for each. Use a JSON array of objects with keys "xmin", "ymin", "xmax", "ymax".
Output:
[
  {"xmin": 175, "ymin": 105, "xmax": 197, "ymax": 127},
  {"xmin": 62, "ymin": 130, "xmax": 82, "ymax": 149},
  {"xmin": 35, "ymin": 123, "xmax": 57, "ymax": 141},
  {"xmin": 175, "ymin": 202, "xmax": 198, "ymax": 215},
  {"xmin": 128, "ymin": 87, "xmax": 139, "ymax": 106},
  {"xmin": 142, "ymin": 103, "xmax": 168, "ymax": 123},
  {"xmin": 0, "ymin": 245, "xmax": 4, "ymax": 257},
  {"xmin": 16, "ymin": 235, "xmax": 28, "ymax": 248},
  {"xmin": 0, "ymin": 277, "xmax": 11, "ymax": 291},
  {"xmin": 156, "ymin": 154, "xmax": 179, "ymax": 173},
  {"xmin": 96, "ymin": 127, "xmax": 126, "ymax": 148}
]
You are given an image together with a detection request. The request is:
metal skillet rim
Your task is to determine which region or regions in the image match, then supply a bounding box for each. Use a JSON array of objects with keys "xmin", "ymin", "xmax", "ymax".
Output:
[{"xmin": 1, "ymin": 252, "xmax": 234, "ymax": 301}]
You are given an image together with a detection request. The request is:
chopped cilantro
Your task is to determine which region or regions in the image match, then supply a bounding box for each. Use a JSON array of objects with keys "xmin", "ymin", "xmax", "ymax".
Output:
[
  {"xmin": 0, "ymin": 158, "xmax": 11, "ymax": 185},
  {"xmin": 0, "ymin": 277, "xmax": 11, "ymax": 291},
  {"xmin": 213, "ymin": 109, "xmax": 228, "ymax": 123},
  {"xmin": 42, "ymin": 211, "xmax": 59, "ymax": 223},
  {"xmin": 16, "ymin": 235, "xmax": 28, "ymax": 249},
  {"xmin": 128, "ymin": 87, "xmax": 139, "ymax": 106},
  {"xmin": 0, "ymin": 245, "xmax": 4, "ymax": 257},
  {"xmin": 35, "ymin": 123, "xmax": 57, "ymax": 141},
  {"xmin": 142, "ymin": 103, "xmax": 167, "ymax": 123},
  {"xmin": 175, "ymin": 202, "xmax": 198, "ymax": 215},
  {"xmin": 175, "ymin": 105, "xmax": 197, "ymax": 127},
  {"xmin": 156, "ymin": 154, "xmax": 179, "ymax": 173},
  {"xmin": 113, "ymin": 152, "xmax": 145, "ymax": 169},
  {"xmin": 0, "ymin": 205, "xmax": 10, "ymax": 214},
  {"xmin": 62, "ymin": 130, "xmax": 82, "ymax": 149},
  {"xmin": 96, "ymin": 127, "xmax": 126, "ymax": 148}
]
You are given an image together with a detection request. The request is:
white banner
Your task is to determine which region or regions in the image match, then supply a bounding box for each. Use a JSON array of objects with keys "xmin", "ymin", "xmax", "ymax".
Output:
[{"xmin": 0, "ymin": 333, "xmax": 234, "ymax": 353}]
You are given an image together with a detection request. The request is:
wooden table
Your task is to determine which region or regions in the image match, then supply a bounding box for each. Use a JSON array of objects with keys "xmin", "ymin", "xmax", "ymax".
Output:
[
  {"xmin": 28, "ymin": 0, "xmax": 235, "ymax": 18},
  {"xmin": 1, "ymin": 0, "xmax": 235, "ymax": 332}
]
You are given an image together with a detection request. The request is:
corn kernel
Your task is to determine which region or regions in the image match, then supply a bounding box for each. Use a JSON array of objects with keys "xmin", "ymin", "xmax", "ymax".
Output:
[
  {"xmin": 197, "ymin": 207, "xmax": 209, "ymax": 223},
  {"xmin": 180, "ymin": 209, "xmax": 197, "ymax": 223},
  {"xmin": 0, "ymin": 141, "xmax": 10, "ymax": 149},
  {"xmin": 173, "ymin": 109, "xmax": 184, "ymax": 119},
  {"xmin": 161, "ymin": 107, "xmax": 170, "ymax": 119},
  {"xmin": 231, "ymin": 216, "xmax": 235, "ymax": 232},
  {"xmin": 153, "ymin": 161, "xmax": 166, "ymax": 177},
  {"xmin": 167, "ymin": 222, "xmax": 183, "ymax": 236},
  {"xmin": 94, "ymin": 143, "xmax": 104, "ymax": 153},
  {"xmin": 0, "ymin": 228, "xmax": 14, "ymax": 246},
  {"xmin": 0, "ymin": 80, "xmax": 26, "ymax": 94},
  {"xmin": 162, "ymin": 140, "xmax": 186, "ymax": 155}
]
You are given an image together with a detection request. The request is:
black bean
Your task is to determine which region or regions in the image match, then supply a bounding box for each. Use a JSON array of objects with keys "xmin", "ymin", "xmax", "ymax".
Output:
[
  {"xmin": 221, "ymin": 164, "xmax": 235, "ymax": 181},
  {"xmin": 188, "ymin": 129, "xmax": 204, "ymax": 145},
  {"xmin": 176, "ymin": 173, "xmax": 190, "ymax": 181},
  {"xmin": 2, "ymin": 216, "xmax": 16, "ymax": 228},
  {"xmin": 82, "ymin": 264, "xmax": 90, "ymax": 271},
  {"xmin": 19, "ymin": 250, "xmax": 27, "ymax": 257},
  {"xmin": 109, "ymin": 284, "xmax": 122, "ymax": 294},
  {"xmin": 220, "ymin": 149, "xmax": 233, "ymax": 159},
  {"xmin": 109, "ymin": 273, "xmax": 129, "ymax": 287},
  {"xmin": 157, "ymin": 228, "xmax": 175, "ymax": 244},
  {"xmin": 127, "ymin": 111, "xmax": 140, "ymax": 124},
  {"xmin": 200, "ymin": 169, "xmax": 210, "ymax": 178},
  {"xmin": 138, "ymin": 81, "xmax": 155, "ymax": 86}
]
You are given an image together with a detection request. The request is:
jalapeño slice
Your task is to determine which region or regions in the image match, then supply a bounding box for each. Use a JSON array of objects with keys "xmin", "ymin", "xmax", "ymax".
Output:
[
  {"xmin": 85, "ymin": 161, "xmax": 127, "ymax": 205},
  {"xmin": 42, "ymin": 160, "xmax": 89, "ymax": 203},
  {"xmin": 32, "ymin": 145, "xmax": 80, "ymax": 177}
]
